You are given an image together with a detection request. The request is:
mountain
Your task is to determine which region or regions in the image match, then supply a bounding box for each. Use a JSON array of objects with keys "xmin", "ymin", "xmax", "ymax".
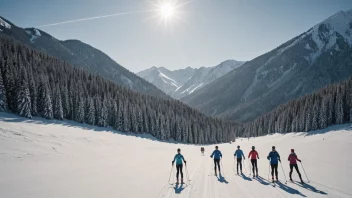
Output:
[
  {"xmin": 0, "ymin": 34, "xmax": 239, "ymax": 144},
  {"xmin": 0, "ymin": 16, "xmax": 169, "ymax": 99},
  {"xmin": 137, "ymin": 60, "xmax": 245, "ymax": 99},
  {"xmin": 182, "ymin": 9, "xmax": 352, "ymax": 122}
]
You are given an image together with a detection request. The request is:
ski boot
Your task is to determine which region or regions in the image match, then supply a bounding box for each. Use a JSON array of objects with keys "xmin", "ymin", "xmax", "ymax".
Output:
[
  {"xmin": 181, "ymin": 178, "xmax": 185, "ymax": 184},
  {"xmin": 290, "ymin": 178, "xmax": 293, "ymax": 182},
  {"xmin": 299, "ymin": 177, "xmax": 305, "ymax": 184}
]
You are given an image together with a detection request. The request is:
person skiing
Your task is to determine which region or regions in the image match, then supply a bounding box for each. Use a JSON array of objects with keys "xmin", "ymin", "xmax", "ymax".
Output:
[
  {"xmin": 234, "ymin": 145, "xmax": 245, "ymax": 174},
  {"xmin": 248, "ymin": 146, "xmax": 259, "ymax": 177},
  {"xmin": 210, "ymin": 146, "xmax": 222, "ymax": 176},
  {"xmin": 201, "ymin": 147, "xmax": 205, "ymax": 156},
  {"xmin": 267, "ymin": 146, "xmax": 281, "ymax": 182},
  {"xmin": 172, "ymin": 148, "xmax": 187, "ymax": 184},
  {"xmin": 288, "ymin": 149, "xmax": 304, "ymax": 183}
]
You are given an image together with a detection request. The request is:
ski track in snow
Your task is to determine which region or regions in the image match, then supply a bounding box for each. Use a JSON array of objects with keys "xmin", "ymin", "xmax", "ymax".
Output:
[{"xmin": 0, "ymin": 113, "xmax": 352, "ymax": 198}]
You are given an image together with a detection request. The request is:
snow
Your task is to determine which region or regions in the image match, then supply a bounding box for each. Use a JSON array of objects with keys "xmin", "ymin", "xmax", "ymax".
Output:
[
  {"xmin": 158, "ymin": 71, "xmax": 180, "ymax": 89},
  {"xmin": 0, "ymin": 17, "xmax": 11, "ymax": 29},
  {"xmin": 189, "ymin": 83, "xmax": 203, "ymax": 94},
  {"xmin": 25, "ymin": 28, "xmax": 42, "ymax": 43},
  {"xmin": 34, "ymin": 28, "xmax": 41, "ymax": 37},
  {"xmin": 305, "ymin": 43, "xmax": 312, "ymax": 50},
  {"xmin": 1, "ymin": 112, "xmax": 352, "ymax": 198}
]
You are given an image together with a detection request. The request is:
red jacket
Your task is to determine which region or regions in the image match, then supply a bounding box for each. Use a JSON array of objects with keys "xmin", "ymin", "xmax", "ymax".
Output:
[
  {"xmin": 248, "ymin": 150, "xmax": 259, "ymax": 159},
  {"xmin": 288, "ymin": 153, "xmax": 300, "ymax": 164}
]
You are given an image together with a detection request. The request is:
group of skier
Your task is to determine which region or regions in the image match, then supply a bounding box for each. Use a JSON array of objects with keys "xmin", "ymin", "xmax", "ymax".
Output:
[{"xmin": 171, "ymin": 145, "xmax": 305, "ymax": 184}]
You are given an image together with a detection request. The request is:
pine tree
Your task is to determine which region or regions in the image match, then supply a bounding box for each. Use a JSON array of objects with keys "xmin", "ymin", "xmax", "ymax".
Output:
[
  {"xmin": 16, "ymin": 66, "xmax": 32, "ymax": 118},
  {"xmin": 28, "ymin": 68, "xmax": 37, "ymax": 115},
  {"xmin": 53, "ymin": 84, "xmax": 64, "ymax": 120},
  {"xmin": 38, "ymin": 77, "xmax": 53, "ymax": 119},
  {"xmin": 311, "ymin": 101, "xmax": 319, "ymax": 131},
  {"xmin": 85, "ymin": 97, "xmax": 95, "ymax": 125},
  {"xmin": 335, "ymin": 91, "xmax": 344, "ymax": 124},
  {"xmin": 0, "ymin": 72, "xmax": 7, "ymax": 111},
  {"xmin": 319, "ymin": 98, "xmax": 328, "ymax": 129}
]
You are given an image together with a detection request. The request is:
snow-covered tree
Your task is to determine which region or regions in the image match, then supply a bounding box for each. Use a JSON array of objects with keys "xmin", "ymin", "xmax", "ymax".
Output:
[
  {"xmin": 85, "ymin": 97, "xmax": 95, "ymax": 125},
  {"xmin": 0, "ymin": 72, "xmax": 7, "ymax": 111},
  {"xmin": 53, "ymin": 84, "xmax": 63, "ymax": 120}
]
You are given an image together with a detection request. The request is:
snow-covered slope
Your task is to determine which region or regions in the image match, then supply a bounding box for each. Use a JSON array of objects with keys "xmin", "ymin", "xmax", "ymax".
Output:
[
  {"xmin": 175, "ymin": 60, "xmax": 245, "ymax": 99},
  {"xmin": 1, "ymin": 112, "xmax": 352, "ymax": 198},
  {"xmin": 182, "ymin": 9, "xmax": 352, "ymax": 122},
  {"xmin": 137, "ymin": 60, "xmax": 245, "ymax": 99},
  {"xmin": 0, "ymin": 17, "xmax": 11, "ymax": 30}
]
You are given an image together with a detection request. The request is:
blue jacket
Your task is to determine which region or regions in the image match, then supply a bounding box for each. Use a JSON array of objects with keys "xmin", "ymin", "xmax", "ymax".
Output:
[
  {"xmin": 267, "ymin": 151, "xmax": 280, "ymax": 164},
  {"xmin": 234, "ymin": 149, "xmax": 245, "ymax": 159},
  {"xmin": 211, "ymin": 150, "xmax": 222, "ymax": 160},
  {"xmin": 173, "ymin": 154, "xmax": 185, "ymax": 165}
]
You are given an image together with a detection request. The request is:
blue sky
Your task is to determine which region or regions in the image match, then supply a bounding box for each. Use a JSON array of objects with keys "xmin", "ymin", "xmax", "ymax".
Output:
[{"xmin": 1, "ymin": 0, "xmax": 352, "ymax": 72}]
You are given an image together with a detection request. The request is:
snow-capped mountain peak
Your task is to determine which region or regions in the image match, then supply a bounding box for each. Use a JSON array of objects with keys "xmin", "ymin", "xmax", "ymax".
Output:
[
  {"xmin": 0, "ymin": 17, "xmax": 11, "ymax": 29},
  {"xmin": 137, "ymin": 60, "xmax": 245, "ymax": 99}
]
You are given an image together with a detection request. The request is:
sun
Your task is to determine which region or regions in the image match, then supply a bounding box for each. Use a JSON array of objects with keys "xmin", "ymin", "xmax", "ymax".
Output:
[
  {"xmin": 154, "ymin": 0, "xmax": 180, "ymax": 24},
  {"xmin": 159, "ymin": 2, "xmax": 176, "ymax": 19}
]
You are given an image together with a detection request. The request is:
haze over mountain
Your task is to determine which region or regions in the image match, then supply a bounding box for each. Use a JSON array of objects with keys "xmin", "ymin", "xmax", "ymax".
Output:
[
  {"xmin": 182, "ymin": 9, "xmax": 352, "ymax": 122},
  {"xmin": 137, "ymin": 60, "xmax": 245, "ymax": 99},
  {"xmin": 0, "ymin": 16, "xmax": 169, "ymax": 99}
]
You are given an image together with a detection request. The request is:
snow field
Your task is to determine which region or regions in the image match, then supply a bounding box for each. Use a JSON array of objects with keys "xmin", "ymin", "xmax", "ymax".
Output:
[{"xmin": 0, "ymin": 112, "xmax": 352, "ymax": 198}]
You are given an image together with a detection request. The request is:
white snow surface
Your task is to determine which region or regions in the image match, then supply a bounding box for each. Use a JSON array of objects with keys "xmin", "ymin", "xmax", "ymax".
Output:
[
  {"xmin": 1, "ymin": 112, "xmax": 352, "ymax": 198},
  {"xmin": 0, "ymin": 17, "xmax": 11, "ymax": 29},
  {"xmin": 25, "ymin": 28, "xmax": 42, "ymax": 43}
]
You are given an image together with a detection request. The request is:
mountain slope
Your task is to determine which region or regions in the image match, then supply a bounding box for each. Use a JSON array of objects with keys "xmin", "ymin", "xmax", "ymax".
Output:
[
  {"xmin": 1, "ymin": 112, "xmax": 352, "ymax": 198},
  {"xmin": 137, "ymin": 60, "xmax": 244, "ymax": 99},
  {"xmin": 0, "ymin": 16, "xmax": 169, "ymax": 99},
  {"xmin": 0, "ymin": 35, "xmax": 238, "ymax": 144},
  {"xmin": 182, "ymin": 9, "xmax": 352, "ymax": 122}
]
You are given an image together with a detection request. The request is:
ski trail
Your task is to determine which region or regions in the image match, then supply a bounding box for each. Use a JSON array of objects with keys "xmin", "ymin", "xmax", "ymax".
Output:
[
  {"xmin": 183, "ymin": 160, "xmax": 204, "ymax": 198},
  {"xmin": 306, "ymin": 181, "xmax": 351, "ymax": 198}
]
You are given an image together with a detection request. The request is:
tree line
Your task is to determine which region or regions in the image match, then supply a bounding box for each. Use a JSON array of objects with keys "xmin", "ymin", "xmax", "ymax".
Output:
[
  {"xmin": 241, "ymin": 76, "xmax": 352, "ymax": 137},
  {"xmin": 0, "ymin": 36, "xmax": 239, "ymax": 144}
]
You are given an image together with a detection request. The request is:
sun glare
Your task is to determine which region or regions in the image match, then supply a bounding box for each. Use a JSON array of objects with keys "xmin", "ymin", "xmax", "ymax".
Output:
[
  {"xmin": 159, "ymin": 2, "xmax": 176, "ymax": 19},
  {"xmin": 153, "ymin": 0, "xmax": 180, "ymax": 25}
]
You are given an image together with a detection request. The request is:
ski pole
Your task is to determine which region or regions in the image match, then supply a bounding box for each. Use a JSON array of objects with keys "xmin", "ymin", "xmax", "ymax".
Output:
[
  {"xmin": 185, "ymin": 164, "xmax": 191, "ymax": 184},
  {"xmin": 279, "ymin": 161, "xmax": 288, "ymax": 184},
  {"xmin": 220, "ymin": 159, "xmax": 226, "ymax": 177},
  {"xmin": 248, "ymin": 159, "xmax": 252, "ymax": 176},
  {"xmin": 168, "ymin": 164, "xmax": 174, "ymax": 185},
  {"xmin": 268, "ymin": 162, "xmax": 271, "ymax": 180},
  {"xmin": 233, "ymin": 159, "xmax": 236, "ymax": 173},
  {"xmin": 300, "ymin": 162, "xmax": 310, "ymax": 183},
  {"xmin": 243, "ymin": 158, "xmax": 247, "ymax": 172}
]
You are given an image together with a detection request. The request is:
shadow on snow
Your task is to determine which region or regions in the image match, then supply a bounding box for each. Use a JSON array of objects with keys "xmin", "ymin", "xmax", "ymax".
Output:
[
  {"xmin": 276, "ymin": 181, "xmax": 306, "ymax": 197},
  {"xmin": 174, "ymin": 183, "xmax": 186, "ymax": 194}
]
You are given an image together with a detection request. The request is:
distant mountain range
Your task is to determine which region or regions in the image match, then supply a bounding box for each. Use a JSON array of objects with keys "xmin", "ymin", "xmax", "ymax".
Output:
[
  {"xmin": 181, "ymin": 9, "xmax": 352, "ymax": 122},
  {"xmin": 137, "ymin": 60, "xmax": 245, "ymax": 99},
  {"xmin": 0, "ymin": 16, "xmax": 169, "ymax": 100}
]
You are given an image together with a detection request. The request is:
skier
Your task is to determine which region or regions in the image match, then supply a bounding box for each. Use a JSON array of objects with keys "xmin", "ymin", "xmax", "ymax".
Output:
[
  {"xmin": 234, "ymin": 145, "xmax": 245, "ymax": 174},
  {"xmin": 288, "ymin": 149, "xmax": 304, "ymax": 183},
  {"xmin": 267, "ymin": 146, "xmax": 281, "ymax": 182},
  {"xmin": 172, "ymin": 148, "xmax": 187, "ymax": 184},
  {"xmin": 201, "ymin": 147, "xmax": 205, "ymax": 156},
  {"xmin": 248, "ymin": 146, "xmax": 259, "ymax": 177},
  {"xmin": 210, "ymin": 146, "xmax": 222, "ymax": 176}
]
